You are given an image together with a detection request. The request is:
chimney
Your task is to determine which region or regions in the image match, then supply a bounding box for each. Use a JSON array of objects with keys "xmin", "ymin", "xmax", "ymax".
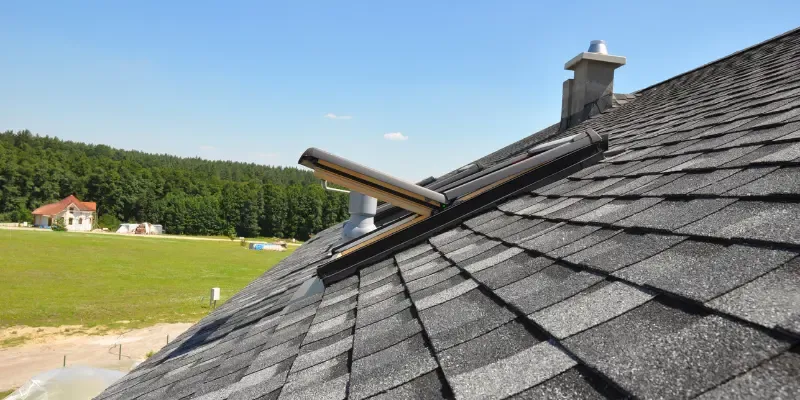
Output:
[{"xmin": 560, "ymin": 40, "xmax": 626, "ymax": 131}]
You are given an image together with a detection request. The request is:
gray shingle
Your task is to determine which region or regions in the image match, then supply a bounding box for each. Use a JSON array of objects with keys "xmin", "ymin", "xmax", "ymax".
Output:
[
  {"xmin": 290, "ymin": 335, "xmax": 352, "ymax": 373},
  {"xmin": 617, "ymin": 198, "xmax": 736, "ymax": 230},
  {"xmin": 596, "ymin": 174, "xmax": 662, "ymax": 196},
  {"xmin": 515, "ymin": 197, "xmax": 575, "ymax": 216},
  {"xmin": 519, "ymin": 224, "xmax": 600, "ymax": 254},
  {"xmin": 412, "ymin": 276, "xmax": 478, "ymax": 310},
  {"xmin": 355, "ymin": 292, "xmax": 411, "ymax": 329},
  {"xmin": 530, "ymin": 281, "xmax": 654, "ymax": 339},
  {"xmin": 548, "ymin": 228, "xmax": 622, "ymax": 259},
  {"xmin": 532, "ymin": 197, "xmax": 584, "ymax": 217},
  {"xmin": 726, "ymin": 166, "xmax": 800, "ymax": 196},
  {"xmin": 498, "ymin": 195, "xmax": 548, "ymax": 213},
  {"xmin": 405, "ymin": 265, "xmax": 461, "ymax": 293},
  {"xmin": 616, "ymin": 241, "xmax": 796, "ymax": 302},
  {"xmin": 573, "ymin": 197, "xmax": 663, "ymax": 224},
  {"xmin": 645, "ymin": 169, "xmax": 739, "ymax": 195},
  {"xmin": 303, "ymin": 310, "xmax": 355, "ymax": 344},
  {"xmin": 692, "ymin": 167, "xmax": 777, "ymax": 195},
  {"xmin": 678, "ymin": 201, "xmax": 800, "ymax": 245},
  {"xmin": 447, "ymin": 341, "xmax": 576, "ymax": 400},
  {"xmin": 564, "ymin": 302, "xmax": 791, "ymax": 399},
  {"xmin": 469, "ymin": 213, "xmax": 523, "ymax": 235},
  {"xmin": 504, "ymin": 220, "xmax": 562, "ymax": 244},
  {"xmin": 278, "ymin": 373, "xmax": 348, "ymax": 400},
  {"xmin": 496, "ymin": 264, "xmax": 604, "ymax": 314},
  {"xmin": 544, "ymin": 198, "xmax": 615, "ymax": 220},
  {"xmin": 348, "ymin": 334, "xmax": 438, "ymax": 400},
  {"xmin": 707, "ymin": 257, "xmax": 800, "ymax": 332},
  {"xmin": 510, "ymin": 368, "xmax": 609, "ymax": 400},
  {"xmin": 418, "ymin": 288, "xmax": 515, "ymax": 351},
  {"xmin": 458, "ymin": 245, "xmax": 524, "ymax": 274},
  {"xmin": 401, "ymin": 257, "xmax": 451, "ymax": 282},
  {"xmin": 445, "ymin": 237, "xmax": 503, "ymax": 263},
  {"xmin": 358, "ymin": 274, "xmax": 405, "ymax": 308},
  {"xmin": 395, "ymin": 243, "xmax": 434, "ymax": 263},
  {"xmin": 464, "ymin": 209, "xmax": 505, "ymax": 229},
  {"xmin": 438, "ymin": 320, "xmax": 541, "ymax": 376},
  {"xmin": 369, "ymin": 371, "xmax": 447, "ymax": 400},
  {"xmin": 483, "ymin": 217, "xmax": 544, "ymax": 241},
  {"xmin": 352, "ymin": 308, "xmax": 423, "ymax": 359},
  {"xmin": 565, "ymin": 232, "xmax": 685, "ymax": 273},
  {"xmin": 397, "ymin": 250, "xmax": 440, "ymax": 271},
  {"xmin": 473, "ymin": 252, "xmax": 555, "ymax": 289},
  {"xmin": 694, "ymin": 351, "xmax": 800, "ymax": 400},
  {"xmin": 429, "ymin": 226, "xmax": 472, "ymax": 248}
]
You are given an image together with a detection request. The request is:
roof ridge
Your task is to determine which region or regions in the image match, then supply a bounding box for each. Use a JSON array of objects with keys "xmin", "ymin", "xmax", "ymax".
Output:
[{"xmin": 635, "ymin": 26, "xmax": 800, "ymax": 94}]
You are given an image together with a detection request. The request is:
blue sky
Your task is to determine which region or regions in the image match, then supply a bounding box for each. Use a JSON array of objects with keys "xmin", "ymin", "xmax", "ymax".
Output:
[{"xmin": 2, "ymin": 1, "xmax": 798, "ymax": 181}]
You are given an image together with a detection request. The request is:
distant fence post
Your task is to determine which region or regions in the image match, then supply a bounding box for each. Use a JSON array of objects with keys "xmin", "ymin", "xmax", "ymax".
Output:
[
  {"xmin": 63, "ymin": 355, "xmax": 66, "ymax": 367},
  {"xmin": 119, "ymin": 344, "xmax": 122, "ymax": 360}
]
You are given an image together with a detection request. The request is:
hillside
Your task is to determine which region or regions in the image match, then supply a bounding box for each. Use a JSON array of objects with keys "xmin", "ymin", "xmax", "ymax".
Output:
[{"xmin": 0, "ymin": 130, "xmax": 349, "ymax": 239}]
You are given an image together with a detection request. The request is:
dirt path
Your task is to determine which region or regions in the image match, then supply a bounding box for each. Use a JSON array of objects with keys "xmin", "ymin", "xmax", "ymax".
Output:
[{"xmin": 0, "ymin": 323, "xmax": 192, "ymax": 392}]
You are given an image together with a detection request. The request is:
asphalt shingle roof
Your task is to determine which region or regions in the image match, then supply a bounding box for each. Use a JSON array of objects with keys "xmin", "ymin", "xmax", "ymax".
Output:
[{"xmin": 99, "ymin": 28, "xmax": 800, "ymax": 400}]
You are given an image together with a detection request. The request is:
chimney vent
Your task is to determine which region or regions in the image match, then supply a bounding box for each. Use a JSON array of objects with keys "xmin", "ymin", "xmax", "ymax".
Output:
[
  {"xmin": 560, "ymin": 40, "xmax": 626, "ymax": 131},
  {"xmin": 587, "ymin": 40, "xmax": 608, "ymax": 54}
]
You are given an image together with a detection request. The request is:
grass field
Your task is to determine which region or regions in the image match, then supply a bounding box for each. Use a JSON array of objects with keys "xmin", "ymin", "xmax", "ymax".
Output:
[{"xmin": 0, "ymin": 230, "xmax": 293, "ymax": 330}]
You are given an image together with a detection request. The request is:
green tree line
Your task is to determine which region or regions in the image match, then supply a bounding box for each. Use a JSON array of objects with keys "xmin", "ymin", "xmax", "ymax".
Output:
[{"xmin": 0, "ymin": 130, "xmax": 350, "ymax": 239}]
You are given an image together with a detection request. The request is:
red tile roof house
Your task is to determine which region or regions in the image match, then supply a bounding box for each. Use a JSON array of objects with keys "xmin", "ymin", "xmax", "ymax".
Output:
[{"xmin": 31, "ymin": 195, "xmax": 97, "ymax": 231}]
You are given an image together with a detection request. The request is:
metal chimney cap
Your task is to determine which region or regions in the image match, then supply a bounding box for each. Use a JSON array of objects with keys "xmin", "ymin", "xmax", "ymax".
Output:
[{"xmin": 588, "ymin": 40, "xmax": 608, "ymax": 55}]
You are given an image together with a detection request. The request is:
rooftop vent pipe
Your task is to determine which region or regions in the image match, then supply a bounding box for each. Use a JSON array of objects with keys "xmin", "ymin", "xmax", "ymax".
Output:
[
  {"xmin": 321, "ymin": 181, "xmax": 378, "ymax": 240},
  {"xmin": 342, "ymin": 192, "xmax": 377, "ymax": 240}
]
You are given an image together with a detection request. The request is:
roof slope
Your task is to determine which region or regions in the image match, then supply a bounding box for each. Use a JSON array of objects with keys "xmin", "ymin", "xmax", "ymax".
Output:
[
  {"xmin": 99, "ymin": 29, "xmax": 800, "ymax": 400},
  {"xmin": 32, "ymin": 195, "xmax": 97, "ymax": 215}
]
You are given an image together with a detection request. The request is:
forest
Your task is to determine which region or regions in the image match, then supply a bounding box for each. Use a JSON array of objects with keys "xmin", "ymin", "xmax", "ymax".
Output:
[{"xmin": 0, "ymin": 130, "xmax": 350, "ymax": 239}]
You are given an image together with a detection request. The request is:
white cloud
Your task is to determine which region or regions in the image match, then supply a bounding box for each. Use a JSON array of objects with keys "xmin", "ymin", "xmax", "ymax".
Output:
[
  {"xmin": 383, "ymin": 132, "xmax": 408, "ymax": 141},
  {"xmin": 199, "ymin": 145, "xmax": 215, "ymax": 151},
  {"xmin": 324, "ymin": 113, "xmax": 352, "ymax": 120}
]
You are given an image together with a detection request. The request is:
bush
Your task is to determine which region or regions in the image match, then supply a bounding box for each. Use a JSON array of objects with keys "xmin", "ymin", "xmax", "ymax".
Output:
[
  {"xmin": 97, "ymin": 214, "xmax": 121, "ymax": 230},
  {"xmin": 51, "ymin": 218, "xmax": 67, "ymax": 232},
  {"xmin": 225, "ymin": 226, "xmax": 237, "ymax": 240}
]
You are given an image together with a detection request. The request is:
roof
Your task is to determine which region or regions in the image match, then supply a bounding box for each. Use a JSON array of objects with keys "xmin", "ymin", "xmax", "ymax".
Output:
[
  {"xmin": 31, "ymin": 195, "xmax": 97, "ymax": 215},
  {"xmin": 99, "ymin": 28, "xmax": 800, "ymax": 400}
]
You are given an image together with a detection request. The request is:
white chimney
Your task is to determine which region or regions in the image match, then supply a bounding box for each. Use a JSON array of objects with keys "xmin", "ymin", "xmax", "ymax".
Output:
[{"xmin": 560, "ymin": 40, "xmax": 626, "ymax": 130}]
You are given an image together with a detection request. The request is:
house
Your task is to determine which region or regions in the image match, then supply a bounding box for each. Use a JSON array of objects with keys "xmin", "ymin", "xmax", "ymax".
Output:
[
  {"xmin": 32, "ymin": 195, "xmax": 96, "ymax": 232},
  {"xmin": 99, "ymin": 28, "xmax": 800, "ymax": 400}
]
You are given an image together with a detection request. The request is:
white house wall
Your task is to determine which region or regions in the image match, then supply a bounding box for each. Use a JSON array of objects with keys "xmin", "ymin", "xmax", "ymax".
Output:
[{"xmin": 58, "ymin": 206, "xmax": 95, "ymax": 232}]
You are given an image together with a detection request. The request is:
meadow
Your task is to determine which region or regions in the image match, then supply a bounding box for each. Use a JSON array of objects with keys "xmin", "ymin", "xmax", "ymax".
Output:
[{"xmin": 0, "ymin": 229, "xmax": 293, "ymax": 329}]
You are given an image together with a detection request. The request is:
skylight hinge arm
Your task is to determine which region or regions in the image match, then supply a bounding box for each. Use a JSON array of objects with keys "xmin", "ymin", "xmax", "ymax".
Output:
[{"xmin": 322, "ymin": 180, "xmax": 350, "ymax": 193}]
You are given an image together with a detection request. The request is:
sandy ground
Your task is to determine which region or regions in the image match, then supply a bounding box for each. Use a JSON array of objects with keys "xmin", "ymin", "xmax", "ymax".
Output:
[{"xmin": 0, "ymin": 323, "xmax": 192, "ymax": 392}]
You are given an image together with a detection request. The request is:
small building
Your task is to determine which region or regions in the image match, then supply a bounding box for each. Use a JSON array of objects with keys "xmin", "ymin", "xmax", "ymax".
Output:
[
  {"xmin": 116, "ymin": 222, "xmax": 163, "ymax": 235},
  {"xmin": 32, "ymin": 195, "xmax": 97, "ymax": 231}
]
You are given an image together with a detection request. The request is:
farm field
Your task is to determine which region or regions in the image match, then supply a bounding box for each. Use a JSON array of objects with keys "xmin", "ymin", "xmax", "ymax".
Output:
[{"xmin": 0, "ymin": 229, "xmax": 293, "ymax": 330}]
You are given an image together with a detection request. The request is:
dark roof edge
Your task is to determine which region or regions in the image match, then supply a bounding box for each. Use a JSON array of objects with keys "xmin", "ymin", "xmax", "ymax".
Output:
[{"xmin": 636, "ymin": 26, "xmax": 800, "ymax": 94}]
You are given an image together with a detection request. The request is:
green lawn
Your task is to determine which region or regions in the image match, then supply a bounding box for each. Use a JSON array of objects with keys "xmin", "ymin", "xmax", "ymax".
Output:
[{"xmin": 0, "ymin": 230, "xmax": 293, "ymax": 329}]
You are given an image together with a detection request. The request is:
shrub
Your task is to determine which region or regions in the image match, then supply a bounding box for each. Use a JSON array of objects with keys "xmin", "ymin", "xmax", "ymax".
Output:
[{"xmin": 51, "ymin": 218, "xmax": 67, "ymax": 232}]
